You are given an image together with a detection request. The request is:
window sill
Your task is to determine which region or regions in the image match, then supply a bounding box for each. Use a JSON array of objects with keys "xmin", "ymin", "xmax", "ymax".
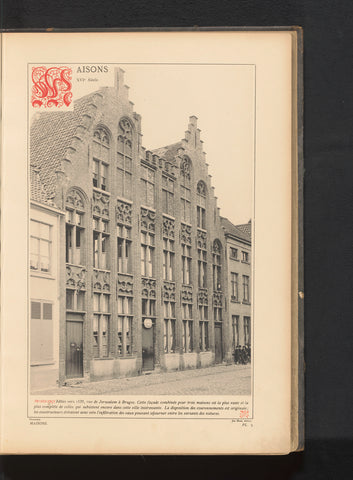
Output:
[
  {"xmin": 162, "ymin": 212, "xmax": 175, "ymax": 221},
  {"xmin": 140, "ymin": 204, "xmax": 156, "ymax": 212},
  {"xmin": 93, "ymin": 187, "xmax": 110, "ymax": 196},
  {"xmin": 241, "ymin": 261, "xmax": 251, "ymax": 265},
  {"xmin": 117, "ymin": 272, "xmax": 133, "ymax": 277},
  {"xmin": 242, "ymin": 301, "xmax": 251, "ymax": 305},
  {"xmin": 66, "ymin": 309, "xmax": 86, "ymax": 314},
  {"xmin": 116, "ymin": 195, "xmax": 133, "ymax": 204},
  {"xmin": 30, "ymin": 271, "xmax": 55, "ymax": 280},
  {"xmin": 230, "ymin": 299, "xmax": 240, "ymax": 304},
  {"xmin": 230, "ymin": 257, "xmax": 239, "ymax": 262}
]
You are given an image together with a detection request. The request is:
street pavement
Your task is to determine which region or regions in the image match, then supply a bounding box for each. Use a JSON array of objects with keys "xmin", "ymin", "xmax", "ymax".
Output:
[{"xmin": 37, "ymin": 364, "xmax": 251, "ymax": 396}]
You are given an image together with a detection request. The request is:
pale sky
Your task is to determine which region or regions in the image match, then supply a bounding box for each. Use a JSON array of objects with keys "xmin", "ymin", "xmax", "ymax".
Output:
[
  {"xmin": 120, "ymin": 65, "xmax": 254, "ymax": 226},
  {"xmin": 39, "ymin": 63, "xmax": 255, "ymax": 225}
]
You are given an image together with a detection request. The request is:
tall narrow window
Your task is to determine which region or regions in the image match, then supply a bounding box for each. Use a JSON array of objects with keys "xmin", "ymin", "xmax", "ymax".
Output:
[
  {"xmin": 162, "ymin": 175, "xmax": 174, "ymax": 216},
  {"xmin": 117, "ymin": 118, "xmax": 133, "ymax": 199},
  {"xmin": 180, "ymin": 156, "xmax": 191, "ymax": 223},
  {"xmin": 232, "ymin": 315, "xmax": 240, "ymax": 347},
  {"xmin": 92, "ymin": 127, "xmax": 110, "ymax": 191},
  {"xmin": 198, "ymin": 248, "xmax": 207, "ymax": 288},
  {"xmin": 163, "ymin": 301, "xmax": 176, "ymax": 353},
  {"xmin": 182, "ymin": 303, "xmax": 193, "ymax": 353},
  {"xmin": 141, "ymin": 165, "xmax": 155, "ymax": 208},
  {"xmin": 92, "ymin": 293, "xmax": 110, "ymax": 358},
  {"xmin": 243, "ymin": 275, "xmax": 250, "ymax": 303},
  {"xmin": 199, "ymin": 306, "xmax": 209, "ymax": 352},
  {"xmin": 231, "ymin": 272, "xmax": 239, "ymax": 301},
  {"xmin": 244, "ymin": 316, "xmax": 251, "ymax": 346},
  {"xmin": 117, "ymin": 296, "xmax": 133, "ymax": 356},
  {"xmin": 212, "ymin": 240, "xmax": 222, "ymax": 291},
  {"xmin": 93, "ymin": 217, "xmax": 110, "ymax": 269},
  {"xmin": 197, "ymin": 181, "xmax": 206, "ymax": 229},
  {"xmin": 181, "ymin": 244, "xmax": 192, "ymax": 285},
  {"xmin": 163, "ymin": 238, "xmax": 175, "ymax": 281},
  {"xmin": 117, "ymin": 224, "xmax": 132, "ymax": 273},
  {"xmin": 141, "ymin": 231, "xmax": 155, "ymax": 277},
  {"xmin": 30, "ymin": 220, "xmax": 51, "ymax": 273},
  {"xmin": 65, "ymin": 190, "xmax": 85, "ymax": 265}
]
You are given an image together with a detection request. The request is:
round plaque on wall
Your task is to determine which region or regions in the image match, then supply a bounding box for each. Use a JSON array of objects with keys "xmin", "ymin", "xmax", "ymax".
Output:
[{"xmin": 144, "ymin": 318, "xmax": 153, "ymax": 329}]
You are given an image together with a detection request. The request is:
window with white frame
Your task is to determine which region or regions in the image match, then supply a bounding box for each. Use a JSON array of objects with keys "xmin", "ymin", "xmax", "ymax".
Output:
[
  {"xmin": 163, "ymin": 301, "xmax": 176, "ymax": 353},
  {"xmin": 197, "ymin": 181, "xmax": 206, "ymax": 229},
  {"xmin": 141, "ymin": 231, "xmax": 155, "ymax": 277},
  {"xmin": 181, "ymin": 244, "xmax": 192, "ymax": 285},
  {"xmin": 93, "ymin": 217, "xmax": 109, "ymax": 269},
  {"xmin": 30, "ymin": 220, "xmax": 52, "ymax": 273},
  {"xmin": 180, "ymin": 156, "xmax": 191, "ymax": 223},
  {"xmin": 117, "ymin": 224, "xmax": 132, "ymax": 273},
  {"xmin": 230, "ymin": 247, "xmax": 238, "ymax": 260},
  {"xmin": 93, "ymin": 292, "xmax": 110, "ymax": 358},
  {"xmin": 117, "ymin": 295, "xmax": 133, "ymax": 356},
  {"xmin": 231, "ymin": 272, "xmax": 239, "ymax": 301},
  {"xmin": 232, "ymin": 315, "xmax": 240, "ymax": 348},
  {"xmin": 117, "ymin": 118, "xmax": 133, "ymax": 200},
  {"xmin": 243, "ymin": 275, "xmax": 250, "ymax": 303},
  {"xmin": 214, "ymin": 306, "xmax": 222, "ymax": 322},
  {"xmin": 66, "ymin": 289, "xmax": 85, "ymax": 311},
  {"xmin": 212, "ymin": 239, "xmax": 222, "ymax": 291},
  {"xmin": 163, "ymin": 238, "xmax": 175, "ymax": 281},
  {"xmin": 182, "ymin": 303, "xmax": 193, "ymax": 353},
  {"xmin": 242, "ymin": 250, "xmax": 250, "ymax": 263},
  {"xmin": 141, "ymin": 165, "xmax": 155, "ymax": 208},
  {"xmin": 244, "ymin": 316, "xmax": 251, "ymax": 346},
  {"xmin": 30, "ymin": 300, "xmax": 53, "ymax": 365},
  {"xmin": 92, "ymin": 127, "xmax": 110, "ymax": 191},
  {"xmin": 162, "ymin": 175, "xmax": 174, "ymax": 216},
  {"xmin": 197, "ymin": 248, "xmax": 207, "ymax": 288},
  {"xmin": 199, "ymin": 306, "xmax": 209, "ymax": 352},
  {"xmin": 66, "ymin": 195, "xmax": 85, "ymax": 265}
]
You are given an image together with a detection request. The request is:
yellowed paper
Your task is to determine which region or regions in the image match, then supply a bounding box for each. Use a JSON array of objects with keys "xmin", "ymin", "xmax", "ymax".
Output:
[{"xmin": 1, "ymin": 31, "xmax": 296, "ymax": 454}]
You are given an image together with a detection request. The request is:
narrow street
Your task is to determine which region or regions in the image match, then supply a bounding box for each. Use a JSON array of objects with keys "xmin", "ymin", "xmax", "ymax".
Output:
[{"xmin": 36, "ymin": 364, "xmax": 251, "ymax": 396}]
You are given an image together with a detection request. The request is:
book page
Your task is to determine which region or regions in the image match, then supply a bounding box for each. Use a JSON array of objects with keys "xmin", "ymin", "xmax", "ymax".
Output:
[{"xmin": 1, "ymin": 30, "xmax": 296, "ymax": 454}]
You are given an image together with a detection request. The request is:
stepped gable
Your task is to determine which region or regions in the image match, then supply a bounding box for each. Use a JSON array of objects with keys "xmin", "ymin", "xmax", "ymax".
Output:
[
  {"xmin": 221, "ymin": 217, "xmax": 251, "ymax": 243},
  {"xmin": 30, "ymin": 164, "xmax": 54, "ymax": 206}
]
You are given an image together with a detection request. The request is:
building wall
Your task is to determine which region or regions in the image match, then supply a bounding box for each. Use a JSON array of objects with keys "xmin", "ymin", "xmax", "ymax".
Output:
[
  {"xmin": 30, "ymin": 203, "xmax": 62, "ymax": 390},
  {"xmin": 32, "ymin": 69, "xmax": 232, "ymax": 384},
  {"xmin": 226, "ymin": 235, "xmax": 252, "ymax": 356}
]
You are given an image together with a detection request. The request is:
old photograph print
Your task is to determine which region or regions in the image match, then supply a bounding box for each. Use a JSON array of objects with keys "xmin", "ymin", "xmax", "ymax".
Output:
[{"xmin": 29, "ymin": 63, "xmax": 254, "ymax": 397}]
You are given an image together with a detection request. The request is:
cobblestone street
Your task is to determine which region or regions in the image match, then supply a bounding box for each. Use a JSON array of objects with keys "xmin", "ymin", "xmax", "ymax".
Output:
[{"xmin": 37, "ymin": 364, "xmax": 251, "ymax": 396}]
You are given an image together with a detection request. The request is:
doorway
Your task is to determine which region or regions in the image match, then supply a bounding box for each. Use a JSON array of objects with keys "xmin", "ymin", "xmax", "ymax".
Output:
[{"xmin": 66, "ymin": 319, "xmax": 83, "ymax": 378}]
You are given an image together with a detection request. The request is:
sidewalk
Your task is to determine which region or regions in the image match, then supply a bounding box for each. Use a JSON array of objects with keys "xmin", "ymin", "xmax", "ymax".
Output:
[{"xmin": 35, "ymin": 364, "xmax": 251, "ymax": 396}]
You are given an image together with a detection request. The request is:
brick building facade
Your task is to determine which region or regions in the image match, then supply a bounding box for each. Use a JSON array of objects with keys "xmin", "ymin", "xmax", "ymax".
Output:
[{"xmin": 30, "ymin": 68, "xmax": 249, "ymax": 387}]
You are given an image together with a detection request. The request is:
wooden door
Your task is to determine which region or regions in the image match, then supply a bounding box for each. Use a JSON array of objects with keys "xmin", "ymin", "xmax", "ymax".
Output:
[
  {"xmin": 142, "ymin": 325, "xmax": 154, "ymax": 371},
  {"xmin": 66, "ymin": 320, "xmax": 83, "ymax": 378},
  {"xmin": 214, "ymin": 324, "xmax": 223, "ymax": 364}
]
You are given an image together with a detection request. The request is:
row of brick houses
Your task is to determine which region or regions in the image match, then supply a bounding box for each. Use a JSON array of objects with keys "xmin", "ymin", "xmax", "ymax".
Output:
[{"xmin": 30, "ymin": 69, "xmax": 252, "ymax": 390}]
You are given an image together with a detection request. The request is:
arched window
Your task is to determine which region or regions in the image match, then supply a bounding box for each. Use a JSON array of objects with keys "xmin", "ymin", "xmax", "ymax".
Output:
[
  {"xmin": 92, "ymin": 126, "xmax": 110, "ymax": 191},
  {"xmin": 180, "ymin": 156, "xmax": 191, "ymax": 223},
  {"xmin": 197, "ymin": 181, "xmax": 207, "ymax": 229},
  {"xmin": 117, "ymin": 118, "xmax": 133, "ymax": 199},
  {"xmin": 212, "ymin": 239, "xmax": 222, "ymax": 291},
  {"xmin": 65, "ymin": 189, "xmax": 86, "ymax": 265}
]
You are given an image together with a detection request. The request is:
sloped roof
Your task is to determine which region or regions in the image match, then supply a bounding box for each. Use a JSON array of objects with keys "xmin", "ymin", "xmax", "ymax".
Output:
[
  {"xmin": 30, "ymin": 164, "xmax": 54, "ymax": 206},
  {"xmin": 151, "ymin": 142, "xmax": 182, "ymax": 161},
  {"xmin": 221, "ymin": 217, "xmax": 251, "ymax": 243},
  {"xmin": 235, "ymin": 221, "xmax": 252, "ymax": 238},
  {"xmin": 30, "ymin": 94, "xmax": 95, "ymax": 199}
]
